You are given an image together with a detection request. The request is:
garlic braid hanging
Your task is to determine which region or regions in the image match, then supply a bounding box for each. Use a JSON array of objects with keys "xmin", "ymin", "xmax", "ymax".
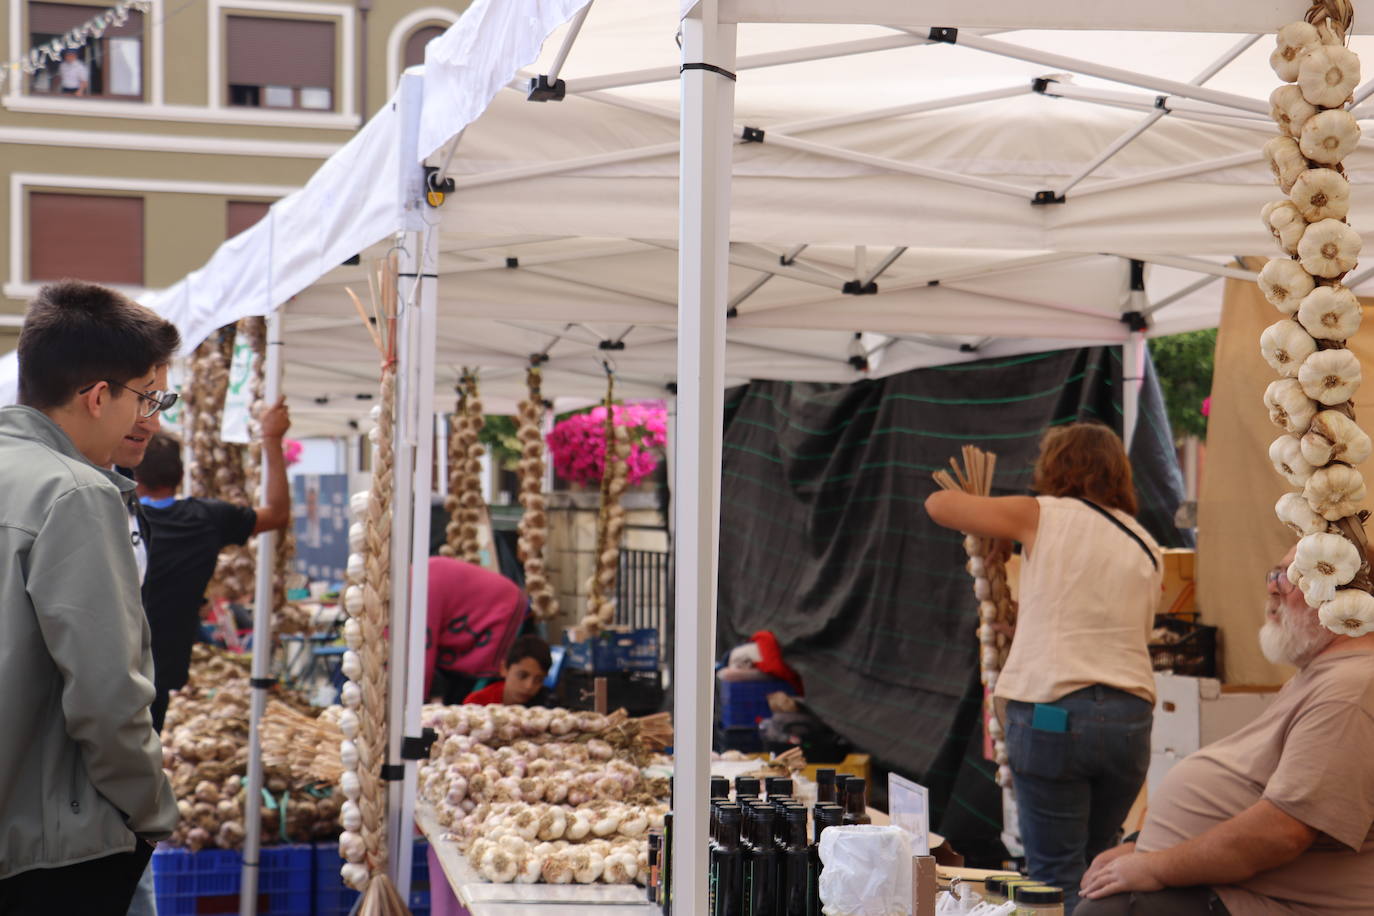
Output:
[
  {"xmin": 186, "ymin": 327, "xmax": 235, "ymax": 501},
  {"xmin": 441, "ymin": 372, "xmax": 485, "ymax": 564},
  {"xmin": 582, "ymin": 375, "xmax": 630, "ymax": 635},
  {"xmin": 517, "ymin": 367, "xmax": 558, "ymax": 620},
  {"xmin": 212, "ymin": 318, "xmax": 263, "ymax": 607},
  {"xmin": 339, "ymin": 260, "xmax": 399, "ymax": 892},
  {"xmin": 1261, "ymin": 3, "xmax": 1374, "ymax": 637},
  {"xmin": 933, "ymin": 446, "xmax": 1017, "ymax": 787}
]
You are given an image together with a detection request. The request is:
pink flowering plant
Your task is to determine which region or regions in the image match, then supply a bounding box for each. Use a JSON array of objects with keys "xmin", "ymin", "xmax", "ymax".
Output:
[{"xmin": 547, "ymin": 401, "xmax": 667, "ymax": 486}]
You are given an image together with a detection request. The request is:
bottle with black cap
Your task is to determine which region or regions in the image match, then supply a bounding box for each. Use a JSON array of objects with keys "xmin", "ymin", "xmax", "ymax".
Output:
[
  {"xmin": 833, "ymin": 774, "xmax": 850, "ymax": 813},
  {"xmin": 808, "ymin": 805, "xmax": 844, "ymax": 916},
  {"xmin": 841, "ymin": 778, "xmax": 871, "ymax": 826},
  {"xmin": 736, "ymin": 776, "xmax": 761, "ymax": 800},
  {"xmin": 710, "ymin": 805, "xmax": 745, "ymax": 916},
  {"xmin": 778, "ymin": 806, "xmax": 811, "ymax": 916},
  {"xmin": 662, "ymin": 810, "xmax": 673, "ymax": 915},
  {"xmin": 743, "ymin": 805, "xmax": 778, "ymax": 916},
  {"xmin": 814, "ymin": 769, "xmax": 836, "ymax": 806},
  {"xmin": 646, "ymin": 831, "xmax": 662, "ymax": 904}
]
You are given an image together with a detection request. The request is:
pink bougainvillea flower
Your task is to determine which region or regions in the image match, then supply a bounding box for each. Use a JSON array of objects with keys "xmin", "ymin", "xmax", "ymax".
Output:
[
  {"xmin": 1200, "ymin": 396, "xmax": 1211, "ymax": 417},
  {"xmin": 547, "ymin": 401, "xmax": 667, "ymax": 485}
]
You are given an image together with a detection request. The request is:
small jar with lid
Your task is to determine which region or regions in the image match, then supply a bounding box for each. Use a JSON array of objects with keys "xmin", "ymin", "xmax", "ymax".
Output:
[
  {"xmin": 1012, "ymin": 883, "xmax": 1065, "ymax": 915},
  {"xmin": 981, "ymin": 875, "xmax": 1009, "ymax": 904}
]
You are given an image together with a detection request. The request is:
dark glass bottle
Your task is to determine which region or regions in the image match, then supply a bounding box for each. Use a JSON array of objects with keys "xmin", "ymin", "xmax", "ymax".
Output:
[
  {"xmin": 736, "ymin": 776, "xmax": 761, "ymax": 800},
  {"xmin": 776, "ymin": 802, "xmax": 805, "ymax": 849},
  {"xmin": 842, "ymin": 778, "xmax": 871, "ymax": 826},
  {"xmin": 712, "ymin": 776, "xmax": 732, "ymax": 799},
  {"xmin": 662, "ymin": 811, "xmax": 673, "ymax": 916},
  {"xmin": 647, "ymin": 830, "xmax": 662, "ymax": 904},
  {"xmin": 743, "ymin": 805, "xmax": 778, "ymax": 916},
  {"xmin": 833, "ymin": 775, "xmax": 850, "ymax": 813},
  {"xmin": 711, "ymin": 806, "xmax": 745, "ymax": 916},
  {"xmin": 778, "ymin": 807, "xmax": 811, "ymax": 916},
  {"xmin": 814, "ymin": 769, "xmax": 836, "ymax": 805},
  {"xmin": 809, "ymin": 806, "xmax": 844, "ymax": 916},
  {"xmin": 715, "ymin": 803, "xmax": 741, "ymax": 850}
]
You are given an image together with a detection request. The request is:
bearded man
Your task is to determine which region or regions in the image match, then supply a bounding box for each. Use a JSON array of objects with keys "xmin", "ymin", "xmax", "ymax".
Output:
[{"xmin": 1076, "ymin": 543, "xmax": 1374, "ymax": 916}]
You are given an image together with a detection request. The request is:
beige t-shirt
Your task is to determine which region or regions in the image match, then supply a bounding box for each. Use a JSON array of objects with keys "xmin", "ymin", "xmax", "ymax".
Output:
[
  {"xmin": 994, "ymin": 496, "xmax": 1161, "ymax": 706},
  {"xmin": 1137, "ymin": 647, "xmax": 1374, "ymax": 916}
]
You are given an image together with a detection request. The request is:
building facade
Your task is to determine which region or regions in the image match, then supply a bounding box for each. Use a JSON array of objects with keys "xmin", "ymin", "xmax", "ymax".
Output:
[{"xmin": 0, "ymin": 0, "xmax": 466, "ymax": 347}]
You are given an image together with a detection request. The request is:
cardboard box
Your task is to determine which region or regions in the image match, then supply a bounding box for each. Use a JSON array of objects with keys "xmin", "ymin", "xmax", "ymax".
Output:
[
  {"xmin": 1151, "ymin": 672, "xmax": 1278, "ymax": 758},
  {"xmin": 1158, "ymin": 548, "xmax": 1197, "ymax": 616}
]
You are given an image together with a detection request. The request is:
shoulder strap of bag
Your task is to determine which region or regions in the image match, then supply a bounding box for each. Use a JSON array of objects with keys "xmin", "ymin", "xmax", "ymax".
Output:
[{"xmin": 1072, "ymin": 497, "xmax": 1158, "ymax": 571}]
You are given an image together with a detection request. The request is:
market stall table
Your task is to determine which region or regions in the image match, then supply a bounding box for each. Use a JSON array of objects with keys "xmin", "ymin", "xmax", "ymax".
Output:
[{"xmin": 415, "ymin": 804, "xmax": 661, "ymax": 915}]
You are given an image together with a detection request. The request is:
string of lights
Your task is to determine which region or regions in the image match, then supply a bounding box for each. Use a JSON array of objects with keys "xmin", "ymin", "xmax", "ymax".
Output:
[{"xmin": 0, "ymin": 0, "xmax": 151, "ymax": 92}]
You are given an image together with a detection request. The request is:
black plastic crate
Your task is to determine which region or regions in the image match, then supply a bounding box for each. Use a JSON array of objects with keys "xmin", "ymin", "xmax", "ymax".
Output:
[
  {"xmin": 1149, "ymin": 615, "xmax": 1217, "ymax": 678},
  {"xmin": 556, "ymin": 669, "xmax": 664, "ymax": 715}
]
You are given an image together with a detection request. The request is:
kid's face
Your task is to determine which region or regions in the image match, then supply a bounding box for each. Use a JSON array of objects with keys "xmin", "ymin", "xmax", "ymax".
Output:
[{"xmin": 501, "ymin": 657, "xmax": 548, "ymax": 705}]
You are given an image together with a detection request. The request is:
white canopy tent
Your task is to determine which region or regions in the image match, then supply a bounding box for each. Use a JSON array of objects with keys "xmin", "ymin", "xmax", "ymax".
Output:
[{"xmin": 3, "ymin": 0, "xmax": 1369, "ymax": 910}]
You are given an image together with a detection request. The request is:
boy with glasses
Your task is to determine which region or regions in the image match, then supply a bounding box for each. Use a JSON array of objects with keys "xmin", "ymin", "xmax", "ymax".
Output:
[{"xmin": 0, "ymin": 281, "xmax": 180, "ymax": 916}]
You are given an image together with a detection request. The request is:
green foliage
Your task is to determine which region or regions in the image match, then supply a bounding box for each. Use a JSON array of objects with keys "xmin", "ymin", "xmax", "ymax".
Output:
[
  {"xmin": 1148, "ymin": 329, "xmax": 1216, "ymax": 441},
  {"xmin": 478, "ymin": 414, "xmax": 522, "ymax": 469}
]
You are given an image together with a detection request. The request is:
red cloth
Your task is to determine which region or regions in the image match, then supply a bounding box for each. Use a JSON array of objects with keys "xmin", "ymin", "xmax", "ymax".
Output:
[
  {"xmin": 424, "ymin": 557, "xmax": 526, "ymax": 697},
  {"xmin": 462, "ymin": 681, "xmax": 508, "ymax": 705},
  {"xmin": 751, "ymin": 630, "xmax": 804, "ymax": 694}
]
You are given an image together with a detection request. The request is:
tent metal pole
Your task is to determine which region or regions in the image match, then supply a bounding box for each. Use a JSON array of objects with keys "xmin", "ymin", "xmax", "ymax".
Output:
[
  {"xmin": 454, "ymin": 141, "xmax": 680, "ymax": 190},
  {"xmin": 1343, "ymin": 264, "xmax": 1374, "ymax": 289},
  {"xmin": 861, "ymin": 246, "xmax": 907, "ymax": 287},
  {"xmin": 1123, "ymin": 329, "xmax": 1146, "ymax": 451},
  {"xmin": 1118, "ymin": 253, "xmax": 1256, "ymax": 282},
  {"xmin": 1055, "ymin": 110, "xmax": 1167, "ymax": 198},
  {"xmin": 1066, "ymin": 150, "xmax": 1262, "ymax": 199},
  {"xmin": 729, "ymin": 272, "xmax": 773, "ymax": 310},
  {"xmin": 1144, "ymin": 275, "xmax": 1219, "ymax": 316},
  {"xmin": 676, "ymin": 6, "xmax": 734, "ymax": 916},
  {"xmin": 770, "ymin": 85, "xmax": 1027, "ymax": 135},
  {"xmin": 239, "ymin": 306, "xmax": 283, "ymax": 916},
  {"xmin": 546, "ymin": 1, "xmax": 593, "ymax": 83},
  {"xmin": 941, "ymin": 281, "xmax": 1137, "ymax": 322}
]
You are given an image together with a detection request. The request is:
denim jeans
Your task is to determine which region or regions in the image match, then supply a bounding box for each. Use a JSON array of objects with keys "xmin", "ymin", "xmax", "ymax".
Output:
[{"xmin": 1006, "ymin": 685, "xmax": 1152, "ymax": 915}]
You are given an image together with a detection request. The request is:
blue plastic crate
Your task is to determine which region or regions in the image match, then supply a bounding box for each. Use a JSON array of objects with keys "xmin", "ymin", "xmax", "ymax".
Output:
[
  {"xmin": 562, "ymin": 628, "xmax": 658, "ymax": 673},
  {"xmin": 718, "ymin": 677, "xmax": 796, "ymax": 728},
  {"xmin": 314, "ymin": 838, "xmax": 430, "ymax": 916},
  {"xmin": 152, "ymin": 844, "xmax": 313, "ymax": 916}
]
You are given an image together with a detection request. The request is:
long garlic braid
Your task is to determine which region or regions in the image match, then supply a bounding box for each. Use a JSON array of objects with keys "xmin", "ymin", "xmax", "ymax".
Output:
[
  {"xmin": 442, "ymin": 372, "xmax": 485, "ymax": 563},
  {"xmin": 582, "ymin": 377, "xmax": 630, "ymax": 634},
  {"xmin": 186, "ymin": 327, "xmax": 235, "ymax": 500},
  {"xmin": 517, "ymin": 367, "xmax": 557, "ymax": 620},
  {"xmin": 212, "ymin": 318, "xmax": 264, "ymax": 605}
]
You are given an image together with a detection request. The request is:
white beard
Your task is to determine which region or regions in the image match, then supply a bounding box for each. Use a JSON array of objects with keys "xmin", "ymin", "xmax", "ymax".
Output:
[{"xmin": 1260, "ymin": 616, "xmax": 1334, "ymax": 668}]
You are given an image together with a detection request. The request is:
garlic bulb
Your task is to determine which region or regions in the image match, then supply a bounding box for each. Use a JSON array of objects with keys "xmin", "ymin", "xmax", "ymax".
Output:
[
  {"xmin": 1298, "ymin": 284, "xmax": 1362, "ymax": 341},
  {"xmin": 1293, "ymin": 532, "xmax": 1362, "ymax": 601},
  {"xmin": 1263, "ymin": 200, "xmax": 1308, "ymax": 254},
  {"xmin": 1290, "ymin": 169, "xmax": 1351, "ymax": 223},
  {"xmin": 339, "ymin": 830, "xmax": 366, "ymax": 864},
  {"xmin": 1298, "ymin": 348, "xmax": 1362, "ymax": 405},
  {"xmin": 340, "ymin": 681, "xmax": 362, "ymax": 708},
  {"xmin": 1299, "ymin": 219, "xmax": 1362, "ymax": 278},
  {"xmin": 338, "ymin": 707, "xmax": 359, "ymax": 740},
  {"xmin": 339, "ymin": 739, "xmax": 359, "ymax": 770},
  {"xmin": 1302, "ymin": 410, "xmax": 1374, "ymax": 466},
  {"xmin": 1271, "ymin": 21, "xmax": 1323, "ymax": 82},
  {"xmin": 1264, "ymin": 378, "xmax": 1318, "ymax": 435},
  {"xmin": 1276, "ymin": 491, "xmax": 1329, "ymax": 536},
  {"xmin": 1319, "ymin": 589, "xmax": 1374, "ymax": 636},
  {"xmin": 349, "ymin": 490, "xmax": 370, "ymax": 517},
  {"xmin": 342, "ymin": 585, "xmax": 364, "ymax": 616},
  {"xmin": 341, "ymin": 770, "xmax": 361, "ymax": 800},
  {"xmin": 346, "ymin": 552, "xmax": 365, "ymax": 581},
  {"xmin": 1258, "ymin": 258, "xmax": 1316, "ymax": 315},
  {"xmin": 341, "ymin": 649, "xmax": 362, "ymax": 681},
  {"xmin": 1260, "ymin": 319, "xmax": 1317, "ymax": 377},
  {"xmin": 343, "ymin": 617, "xmax": 362, "ymax": 650},
  {"xmin": 1299, "ymin": 109, "xmax": 1362, "ymax": 165},
  {"xmin": 348, "ymin": 522, "xmax": 366, "ymax": 553},
  {"xmin": 341, "ymin": 800, "xmax": 362, "ymax": 833},
  {"xmin": 1301, "ymin": 575, "xmax": 1338, "ymax": 608},
  {"xmin": 341, "ymin": 863, "xmax": 368, "ymax": 890},
  {"xmin": 1264, "ymin": 137, "xmax": 1308, "ymax": 195},
  {"xmin": 1304, "ymin": 464, "xmax": 1367, "ymax": 520},
  {"xmin": 1297, "ymin": 45, "xmax": 1361, "ymax": 108},
  {"xmin": 1271, "ymin": 434, "xmax": 1316, "ymax": 486},
  {"xmin": 1270, "ymin": 84, "xmax": 1319, "ymax": 138}
]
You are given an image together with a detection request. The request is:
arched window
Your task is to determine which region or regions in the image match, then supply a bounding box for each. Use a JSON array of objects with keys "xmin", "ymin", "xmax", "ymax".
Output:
[{"xmin": 404, "ymin": 23, "xmax": 446, "ymax": 70}]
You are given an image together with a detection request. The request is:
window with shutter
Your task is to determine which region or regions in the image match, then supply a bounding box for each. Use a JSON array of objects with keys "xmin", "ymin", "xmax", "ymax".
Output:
[
  {"xmin": 29, "ymin": 192, "xmax": 144, "ymax": 286},
  {"xmin": 26, "ymin": 1, "xmax": 144, "ymax": 99},
  {"xmin": 226, "ymin": 15, "xmax": 336, "ymax": 111},
  {"xmin": 226, "ymin": 200, "xmax": 272, "ymax": 239}
]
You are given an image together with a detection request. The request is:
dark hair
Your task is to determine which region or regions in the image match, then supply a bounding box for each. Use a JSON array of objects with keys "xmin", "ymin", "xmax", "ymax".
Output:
[
  {"xmin": 1032, "ymin": 422, "xmax": 1138, "ymax": 515},
  {"xmin": 17, "ymin": 280, "xmax": 180, "ymax": 410},
  {"xmin": 506, "ymin": 634, "xmax": 552, "ymax": 672},
  {"xmin": 135, "ymin": 432, "xmax": 184, "ymax": 491}
]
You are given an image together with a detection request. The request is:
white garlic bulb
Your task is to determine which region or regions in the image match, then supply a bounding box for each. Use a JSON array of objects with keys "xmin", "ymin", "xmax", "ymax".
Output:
[
  {"xmin": 1293, "ymin": 532, "xmax": 1362, "ymax": 603},
  {"xmin": 1270, "ymin": 434, "xmax": 1316, "ymax": 486},
  {"xmin": 348, "ymin": 522, "xmax": 366, "ymax": 553},
  {"xmin": 973, "ymin": 578, "xmax": 991, "ymax": 600},
  {"xmin": 341, "ymin": 863, "xmax": 368, "ymax": 891},
  {"xmin": 1258, "ymin": 258, "xmax": 1316, "ymax": 315},
  {"xmin": 978, "ymin": 600, "xmax": 998, "ymax": 622},
  {"xmin": 343, "ymin": 617, "xmax": 363, "ymax": 650},
  {"xmin": 341, "ymin": 799, "xmax": 362, "ymax": 833},
  {"xmin": 370, "ymin": 403, "xmax": 383, "ymax": 422},
  {"xmin": 1290, "ymin": 169, "xmax": 1351, "ymax": 223},
  {"xmin": 1304, "ymin": 464, "xmax": 1367, "ymax": 520},
  {"xmin": 1302, "ymin": 409, "xmax": 1373, "ymax": 466},
  {"xmin": 1260, "ymin": 319, "xmax": 1317, "ymax": 377},
  {"xmin": 966, "ymin": 557, "xmax": 985, "ymax": 578},
  {"xmin": 343, "ymin": 584, "xmax": 364, "ymax": 616},
  {"xmin": 1301, "ymin": 575, "xmax": 1338, "ymax": 608},
  {"xmin": 1297, "ymin": 45, "xmax": 1361, "ymax": 108},
  {"xmin": 1299, "ymin": 109, "xmax": 1361, "ymax": 165},
  {"xmin": 1276, "ymin": 491, "xmax": 1328, "ymax": 537},
  {"xmin": 341, "ymin": 681, "xmax": 362, "ymax": 708},
  {"xmin": 1270, "ymin": 84, "xmax": 1319, "ymax": 138},
  {"xmin": 341, "ymin": 649, "xmax": 363, "ymax": 680},
  {"xmin": 1264, "ymin": 378, "xmax": 1318, "ymax": 435},
  {"xmin": 1297, "ymin": 285, "xmax": 1361, "ymax": 342},
  {"xmin": 368, "ymin": 427, "xmax": 380, "ymax": 444},
  {"xmin": 340, "ymin": 739, "xmax": 359, "ymax": 770},
  {"xmin": 1264, "ymin": 137, "xmax": 1308, "ymax": 195},
  {"xmin": 341, "ymin": 769, "xmax": 361, "ymax": 800},
  {"xmin": 1298, "ymin": 348, "xmax": 1362, "ymax": 405},
  {"xmin": 339, "ymin": 830, "xmax": 366, "ymax": 864},
  {"xmin": 338, "ymin": 707, "xmax": 360, "ymax": 740},
  {"xmin": 350, "ymin": 490, "xmax": 371, "ymax": 517},
  {"xmin": 346, "ymin": 552, "xmax": 366, "ymax": 581},
  {"xmin": 1319, "ymin": 589, "xmax": 1374, "ymax": 636},
  {"xmin": 1271, "ymin": 21, "xmax": 1322, "ymax": 82},
  {"xmin": 1299, "ymin": 219, "xmax": 1362, "ymax": 278},
  {"xmin": 1263, "ymin": 199, "xmax": 1308, "ymax": 254}
]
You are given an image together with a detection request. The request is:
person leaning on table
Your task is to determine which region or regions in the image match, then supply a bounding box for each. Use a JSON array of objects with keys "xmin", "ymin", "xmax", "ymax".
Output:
[
  {"xmin": 0, "ymin": 281, "xmax": 180, "ymax": 916},
  {"xmin": 925, "ymin": 422, "xmax": 1162, "ymax": 915}
]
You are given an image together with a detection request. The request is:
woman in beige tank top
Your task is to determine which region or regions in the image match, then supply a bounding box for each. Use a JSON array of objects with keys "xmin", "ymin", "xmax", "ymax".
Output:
[{"xmin": 926, "ymin": 423, "xmax": 1162, "ymax": 914}]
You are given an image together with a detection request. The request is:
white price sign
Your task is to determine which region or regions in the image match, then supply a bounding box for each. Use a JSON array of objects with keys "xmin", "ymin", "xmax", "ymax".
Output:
[
  {"xmin": 888, "ymin": 773, "xmax": 930, "ymax": 856},
  {"xmin": 219, "ymin": 339, "xmax": 258, "ymax": 444}
]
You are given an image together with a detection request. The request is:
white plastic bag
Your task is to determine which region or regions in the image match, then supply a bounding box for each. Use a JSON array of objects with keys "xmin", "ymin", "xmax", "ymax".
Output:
[{"xmin": 818, "ymin": 825, "xmax": 912, "ymax": 916}]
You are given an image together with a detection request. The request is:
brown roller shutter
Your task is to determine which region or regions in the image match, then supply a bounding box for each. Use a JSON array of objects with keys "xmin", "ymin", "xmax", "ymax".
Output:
[
  {"xmin": 226, "ymin": 15, "xmax": 334, "ymax": 88},
  {"xmin": 404, "ymin": 25, "xmax": 445, "ymax": 69},
  {"xmin": 29, "ymin": 192, "xmax": 143, "ymax": 285},
  {"xmin": 29, "ymin": 3, "xmax": 142, "ymax": 38},
  {"xmin": 226, "ymin": 200, "xmax": 271, "ymax": 238}
]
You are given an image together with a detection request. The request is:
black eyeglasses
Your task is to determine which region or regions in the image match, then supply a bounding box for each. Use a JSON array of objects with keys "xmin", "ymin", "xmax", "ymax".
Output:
[{"xmin": 78, "ymin": 380, "xmax": 179, "ymax": 419}]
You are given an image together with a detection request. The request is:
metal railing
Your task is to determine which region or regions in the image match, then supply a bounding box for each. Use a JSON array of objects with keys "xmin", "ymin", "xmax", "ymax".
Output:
[{"xmin": 616, "ymin": 548, "xmax": 673, "ymax": 668}]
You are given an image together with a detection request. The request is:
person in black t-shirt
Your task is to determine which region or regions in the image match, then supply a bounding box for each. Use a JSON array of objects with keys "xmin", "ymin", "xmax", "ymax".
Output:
[{"xmin": 132, "ymin": 399, "xmax": 292, "ymax": 730}]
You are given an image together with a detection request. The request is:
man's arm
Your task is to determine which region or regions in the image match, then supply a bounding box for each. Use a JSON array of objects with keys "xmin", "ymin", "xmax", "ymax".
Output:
[
  {"xmin": 251, "ymin": 397, "xmax": 291, "ymax": 534},
  {"xmin": 1081, "ymin": 800, "xmax": 1316, "ymax": 899}
]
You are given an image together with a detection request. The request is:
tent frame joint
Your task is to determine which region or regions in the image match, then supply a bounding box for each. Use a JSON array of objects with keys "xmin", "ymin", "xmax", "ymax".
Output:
[
  {"xmin": 842, "ymin": 279, "xmax": 878, "ymax": 295},
  {"xmin": 1031, "ymin": 76, "xmax": 1056, "ymax": 94},
  {"xmin": 928, "ymin": 26, "xmax": 957, "ymax": 43},
  {"xmin": 1032, "ymin": 190, "xmax": 1066, "ymax": 205},
  {"xmin": 741, "ymin": 125, "xmax": 765, "ymax": 143},
  {"xmin": 1120, "ymin": 310, "xmax": 1149, "ymax": 333},
  {"xmin": 527, "ymin": 74, "xmax": 567, "ymax": 102}
]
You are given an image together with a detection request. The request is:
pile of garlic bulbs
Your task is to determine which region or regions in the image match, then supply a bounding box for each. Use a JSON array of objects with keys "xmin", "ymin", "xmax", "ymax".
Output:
[
  {"xmin": 965, "ymin": 535, "xmax": 1016, "ymax": 787},
  {"xmin": 1261, "ymin": 6, "xmax": 1374, "ymax": 638},
  {"xmin": 583, "ymin": 387, "xmax": 630, "ymax": 635},
  {"xmin": 516, "ymin": 367, "xmax": 559, "ymax": 620},
  {"xmin": 442, "ymin": 372, "xmax": 486, "ymax": 564},
  {"xmin": 417, "ymin": 704, "xmax": 667, "ymax": 885}
]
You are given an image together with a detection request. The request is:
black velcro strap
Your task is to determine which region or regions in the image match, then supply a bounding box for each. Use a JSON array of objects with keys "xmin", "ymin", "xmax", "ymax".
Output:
[
  {"xmin": 401, "ymin": 728, "xmax": 438, "ymax": 760},
  {"xmin": 249, "ymin": 678, "xmax": 275, "ymax": 689},
  {"xmin": 1073, "ymin": 498, "xmax": 1158, "ymax": 571},
  {"xmin": 681, "ymin": 62, "xmax": 736, "ymax": 81},
  {"xmin": 381, "ymin": 764, "xmax": 405, "ymax": 782}
]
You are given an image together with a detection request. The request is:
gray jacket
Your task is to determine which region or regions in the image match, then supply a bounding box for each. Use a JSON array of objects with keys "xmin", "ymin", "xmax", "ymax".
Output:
[{"xmin": 0, "ymin": 406, "xmax": 176, "ymax": 879}]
